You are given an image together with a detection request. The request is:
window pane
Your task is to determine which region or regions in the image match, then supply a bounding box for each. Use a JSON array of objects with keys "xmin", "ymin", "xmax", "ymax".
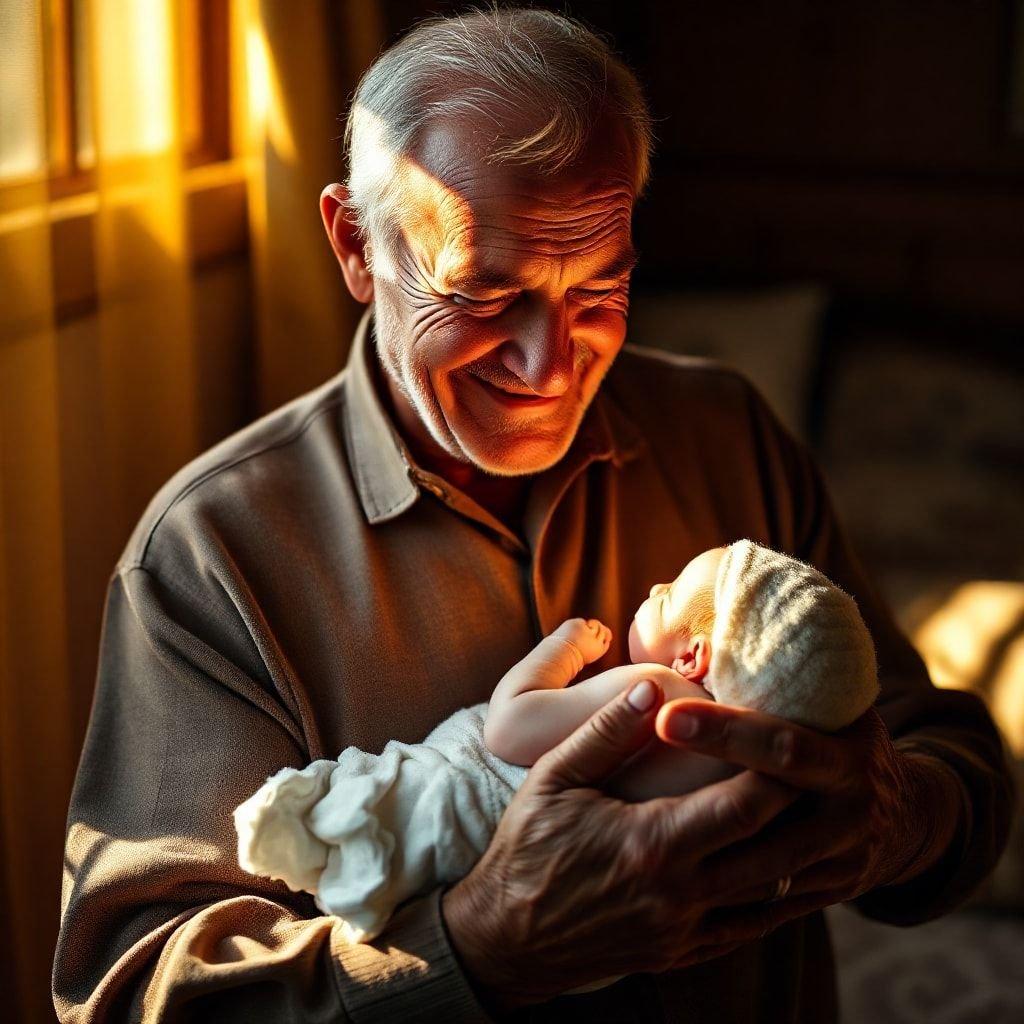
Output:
[
  {"xmin": 180, "ymin": 0, "xmax": 202, "ymax": 155},
  {"xmin": 0, "ymin": 0, "xmax": 47, "ymax": 181},
  {"xmin": 73, "ymin": 0, "xmax": 95, "ymax": 167},
  {"xmin": 91, "ymin": 0, "xmax": 175, "ymax": 159}
]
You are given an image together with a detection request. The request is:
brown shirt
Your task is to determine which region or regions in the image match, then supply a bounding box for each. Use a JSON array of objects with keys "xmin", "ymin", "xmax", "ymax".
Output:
[{"xmin": 55, "ymin": 307, "xmax": 1013, "ymax": 1023}]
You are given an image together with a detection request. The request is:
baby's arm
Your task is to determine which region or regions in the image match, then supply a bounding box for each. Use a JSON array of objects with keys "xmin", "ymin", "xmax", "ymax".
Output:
[
  {"xmin": 484, "ymin": 618, "xmax": 614, "ymax": 765},
  {"xmin": 486, "ymin": 617, "xmax": 692, "ymax": 767},
  {"xmin": 490, "ymin": 617, "xmax": 612, "ymax": 701}
]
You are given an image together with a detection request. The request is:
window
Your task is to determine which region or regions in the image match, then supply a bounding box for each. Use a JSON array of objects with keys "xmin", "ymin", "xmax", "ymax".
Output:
[{"xmin": 0, "ymin": 0, "xmax": 232, "ymax": 198}]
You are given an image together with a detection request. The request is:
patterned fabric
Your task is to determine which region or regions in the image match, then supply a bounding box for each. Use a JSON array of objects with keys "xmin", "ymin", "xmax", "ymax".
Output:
[{"xmin": 829, "ymin": 906, "xmax": 1024, "ymax": 1023}]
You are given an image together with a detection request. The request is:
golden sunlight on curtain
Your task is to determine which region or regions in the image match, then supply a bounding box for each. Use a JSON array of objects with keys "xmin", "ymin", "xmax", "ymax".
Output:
[
  {"xmin": 0, "ymin": 6, "xmax": 74, "ymax": 1021},
  {"xmin": 90, "ymin": 0, "xmax": 199, "ymax": 523},
  {"xmin": 0, "ymin": 3, "xmax": 381, "ymax": 1020},
  {"xmin": 236, "ymin": 0, "xmax": 381, "ymax": 411}
]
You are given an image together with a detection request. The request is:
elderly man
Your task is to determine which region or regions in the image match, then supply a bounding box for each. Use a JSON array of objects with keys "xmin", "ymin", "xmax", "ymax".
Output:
[{"xmin": 55, "ymin": 8, "xmax": 1011, "ymax": 1023}]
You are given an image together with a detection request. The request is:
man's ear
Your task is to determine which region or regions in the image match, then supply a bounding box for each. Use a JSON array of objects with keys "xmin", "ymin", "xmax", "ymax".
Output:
[
  {"xmin": 320, "ymin": 183, "xmax": 374, "ymax": 304},
  {"xmin": 671, "ymin": 635, "xmax": 711, "ymax": 683}
]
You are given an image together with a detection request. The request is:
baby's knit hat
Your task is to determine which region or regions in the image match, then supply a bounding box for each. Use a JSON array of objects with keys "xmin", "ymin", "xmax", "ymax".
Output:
[{"xmin": 706, "ymin": 540, "xmax": 879, "ymax": 732}]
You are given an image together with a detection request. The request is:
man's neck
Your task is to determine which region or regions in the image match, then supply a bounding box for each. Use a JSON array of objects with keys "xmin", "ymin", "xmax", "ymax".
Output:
[{"xmin": 374, "ymin": 356, "xmax": 533, "ymax": 537}]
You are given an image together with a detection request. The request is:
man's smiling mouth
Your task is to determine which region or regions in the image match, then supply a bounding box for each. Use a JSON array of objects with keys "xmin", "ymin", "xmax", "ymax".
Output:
[{"xmin": 467, "ymin": 371, "xmax": 562, "ymax": 408}]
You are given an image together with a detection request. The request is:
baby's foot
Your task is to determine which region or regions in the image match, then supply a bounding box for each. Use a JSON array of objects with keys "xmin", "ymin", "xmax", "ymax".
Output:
[{"xmin": 551, "ymin": 617, "xmax": 613, "ymax": 667}]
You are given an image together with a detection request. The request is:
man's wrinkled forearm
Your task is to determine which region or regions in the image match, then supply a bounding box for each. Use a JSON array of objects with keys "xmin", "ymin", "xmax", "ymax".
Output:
[
  {"xmin": 853, "ymin": 728, "xmax": 1014, "ymax": 925},
  {"xmin": 885, "ymin": 751, "xmax": 964, "ymax": 889}
]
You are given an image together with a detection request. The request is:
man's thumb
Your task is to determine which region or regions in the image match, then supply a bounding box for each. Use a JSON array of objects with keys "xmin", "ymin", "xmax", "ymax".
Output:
[{"xmin": 531, "ymin": 680, "xmax": 664, "ymax": 794}]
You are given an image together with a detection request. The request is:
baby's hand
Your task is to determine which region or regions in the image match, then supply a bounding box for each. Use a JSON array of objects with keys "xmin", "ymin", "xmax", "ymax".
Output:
[{"xmin": 550, "ymin": 618, "xmax": 613, "ymax": 670}]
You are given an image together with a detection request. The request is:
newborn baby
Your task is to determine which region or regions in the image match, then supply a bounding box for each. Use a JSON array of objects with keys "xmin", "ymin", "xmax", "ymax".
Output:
[{"xmin": 234, "ymin": 540, "xmax": 878, "ymax": 992}]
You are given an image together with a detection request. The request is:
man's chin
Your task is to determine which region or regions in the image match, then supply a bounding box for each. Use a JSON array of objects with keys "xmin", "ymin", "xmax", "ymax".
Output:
[{"xmin": 454, "ymin": 433, "xmax": 574, "ymax": 477}]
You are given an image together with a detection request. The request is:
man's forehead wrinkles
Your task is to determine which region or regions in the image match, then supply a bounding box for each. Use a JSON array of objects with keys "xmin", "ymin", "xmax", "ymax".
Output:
[
  {"xmin": 498, "ymin": 213, "xmax": 632, "ymax": 244},
  {"xmin": 438, "ymin": 218, "xmax": 626, "ymax": 261},
  {"xmin": 468, "ymin": 222, "xmax": 629, "ymax": 253},
  {"xmin": 463, "ymin": 206, "xmax": 631, "ymax": 249},
  {"xmin": 424, "ymin": 165, "xmax": 637, "ymax": 292},
  {"xmin": 440, "ymin": 239, "xmax": 638, "ymax": 292},
  {"xmin": 474, "ymin": 195, "xmax": 632, "ymax": 226},
  {"xmin": 469, "ymin": 184, "xmax": 634, "ymax": 207}
]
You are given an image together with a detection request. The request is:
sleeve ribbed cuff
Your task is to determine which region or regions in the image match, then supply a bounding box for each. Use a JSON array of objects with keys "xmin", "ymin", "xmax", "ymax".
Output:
[{"xmin": 331, "ymin": 887, "xmax": 498, "ymax": 1022}]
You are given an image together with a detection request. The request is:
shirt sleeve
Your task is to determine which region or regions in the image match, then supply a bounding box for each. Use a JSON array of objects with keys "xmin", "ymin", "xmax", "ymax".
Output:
[
  {"xmin": 743, "ymin": 382, "xmax": 1015, "ymax": 926},
  {"xmin": 54, "ymin": 564, "xmax": 497, "ymax": 1023}
]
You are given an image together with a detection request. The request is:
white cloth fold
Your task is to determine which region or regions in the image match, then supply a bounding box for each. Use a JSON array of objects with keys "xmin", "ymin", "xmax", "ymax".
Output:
[
  {"xmin": 234, "ymin": 702, "xmax": 527, "ymax": 943},
  {"xmin": 234, "ymin": 701, "xmax": 623, "ymax": 994}
]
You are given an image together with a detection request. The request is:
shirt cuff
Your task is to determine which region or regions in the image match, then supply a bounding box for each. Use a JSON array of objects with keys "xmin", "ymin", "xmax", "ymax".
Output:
[
  {"xmin": 852, "ymin": 742, "xmax": 975, "ymax": 926},
  {"xmin": 331, "ymin": 887, "xmax": 499, "ymax": 1023}
]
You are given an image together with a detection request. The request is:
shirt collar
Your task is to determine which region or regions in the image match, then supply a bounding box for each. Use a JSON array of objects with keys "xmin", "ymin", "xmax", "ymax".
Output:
[
  {"xmin": 342, "ymin": 306, "xmax": 420, "ymax": 524},
  {"xmin": 342, "ymin": 305, "xmax": 647, "ymax": 526}
]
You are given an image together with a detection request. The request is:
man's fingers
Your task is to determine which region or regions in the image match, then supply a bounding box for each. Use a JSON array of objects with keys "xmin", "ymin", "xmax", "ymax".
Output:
[
  {"xmin": 530, "ymin": 679, "xmax": 664, "ymax": 795},
  {"xmin": 702, "ymin": 804, "xmax": 852, "ymax": 901},
  {"xmin": 655, "ymin": 699, "xmax": 858, "ymax": 792},
  {"xmin": 640, "ymin": 768, "xmax": 800, "ymax": 859},
  {"xmin": 701, "ymin": 888, "xmax": 845, "ymax": 948},
  {"xmin": 669, "ymin": 940, "xmax": 748, "ymax": 971},
  {"xmin": 716, "ymin": 855, "xmax": 860, "ymax": 908}
]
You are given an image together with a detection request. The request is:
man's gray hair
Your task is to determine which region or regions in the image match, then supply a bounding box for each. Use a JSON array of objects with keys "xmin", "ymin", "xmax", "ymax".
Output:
[{"xmin": 342, "ymin": 5, "xmax": 654, "ymax": 270}]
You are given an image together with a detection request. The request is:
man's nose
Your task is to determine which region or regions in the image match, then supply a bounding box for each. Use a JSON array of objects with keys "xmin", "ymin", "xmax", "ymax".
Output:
[{"xmin": 506, "ymin": 300, "xmax": 574, "ymax": 398}]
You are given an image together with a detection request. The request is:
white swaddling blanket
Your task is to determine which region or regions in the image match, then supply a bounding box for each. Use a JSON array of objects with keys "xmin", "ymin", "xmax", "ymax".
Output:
[
  {"xmin": 234, "ymin": 700, "xmax": 624, "ymax": 995},
  {"xmin": 233, "ymin": 701, "xmax": 527, "ymax": 943}
]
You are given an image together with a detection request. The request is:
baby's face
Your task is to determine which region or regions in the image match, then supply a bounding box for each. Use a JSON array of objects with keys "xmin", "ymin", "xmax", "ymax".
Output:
[{"xmin": 628, "ymin": 547, "xmax": 727, "ymax": 665}]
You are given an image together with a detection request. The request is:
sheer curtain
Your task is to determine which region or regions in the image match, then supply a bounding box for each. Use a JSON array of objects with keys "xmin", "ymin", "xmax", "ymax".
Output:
[
  {"xmin": 0, "ymin": 2, "xmax": 380, "ymax": 1020},
  {"xmin": 240, "ymin": 0, "xmax": 381, "ymax": 411},
  {"xmin": 0, "ymin": 7, "xmax": 75, "ymax": 1019}
]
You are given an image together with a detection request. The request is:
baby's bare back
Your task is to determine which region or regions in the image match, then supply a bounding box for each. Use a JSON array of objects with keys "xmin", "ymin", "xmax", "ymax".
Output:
[{"xmin": 598, "ymin": 664, "xmax": 739, "ymax": 801}]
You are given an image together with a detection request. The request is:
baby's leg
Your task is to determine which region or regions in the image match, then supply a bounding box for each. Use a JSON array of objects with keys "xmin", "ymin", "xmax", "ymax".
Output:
[{"xmin": 490, "ymin": 618, "xmax": 612, "ymax": 705}]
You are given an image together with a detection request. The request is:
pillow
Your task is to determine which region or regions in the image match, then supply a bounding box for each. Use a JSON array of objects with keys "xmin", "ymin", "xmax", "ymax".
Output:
[
  {"xmin": 818, "ymin": 337, "xmax": 1024, "ymax": 582},
  {"xmin": 625, "ymin": 283, "xmax": 829, "ymax": 439}
]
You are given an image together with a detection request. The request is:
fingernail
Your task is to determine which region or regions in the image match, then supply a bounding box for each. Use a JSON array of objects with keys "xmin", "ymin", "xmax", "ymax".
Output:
[
  {"xmin": 667, "ymin": 713, "xmax": 699, "ymax": 740},
  {"xmin": 627, "ymin": 679, "xmax": 657, "ymax": 712}
]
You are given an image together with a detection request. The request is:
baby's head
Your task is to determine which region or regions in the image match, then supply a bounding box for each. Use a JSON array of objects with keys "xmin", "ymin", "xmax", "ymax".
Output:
[
  {"xmin": 629, "ymin": 540, "xmax": 879, "ymax": 731},
  {"xmin": 629, "ymin": 546, "xmax": 727, "ymax": 681}
]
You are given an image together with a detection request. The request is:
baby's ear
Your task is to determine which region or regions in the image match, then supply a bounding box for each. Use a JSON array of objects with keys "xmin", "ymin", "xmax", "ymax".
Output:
[{"xmin": 671, "ymin": 635, "xmax": 711, "ymax": 682}]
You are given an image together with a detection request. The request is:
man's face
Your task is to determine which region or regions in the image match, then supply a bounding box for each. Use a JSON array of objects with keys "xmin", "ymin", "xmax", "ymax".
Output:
[{"xmin": 369, "ymin": 112, "xmax": 637, "ymax": 476}]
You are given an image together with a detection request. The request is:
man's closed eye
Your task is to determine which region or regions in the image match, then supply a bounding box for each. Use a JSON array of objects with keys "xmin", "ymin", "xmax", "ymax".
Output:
[
  {"xmin": 569, "ymin": 286, "xmax": 619, "ymax": 306},
  {"xmin": 450, "ymin": 293, "xmax": 516, "ymax": 313}
]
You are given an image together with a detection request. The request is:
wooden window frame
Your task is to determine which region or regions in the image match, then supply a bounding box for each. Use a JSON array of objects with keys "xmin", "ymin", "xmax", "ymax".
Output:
[
  {"xmin": 2, "ymin": 0, "xmax": 234, "ymax": 198},
  {"xmin": 1, "ymin": 0, "xmax": 246, "ymax": 322}
]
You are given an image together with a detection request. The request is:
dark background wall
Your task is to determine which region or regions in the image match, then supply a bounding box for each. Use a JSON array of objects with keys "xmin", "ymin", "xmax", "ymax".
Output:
[
  {"xmin": 382, "ymin": 0, "xmax": 1024, "ymax": 323},
  {"xmin": 380, "ymin": 0, "xmax": 1024, "ymax": 592}
]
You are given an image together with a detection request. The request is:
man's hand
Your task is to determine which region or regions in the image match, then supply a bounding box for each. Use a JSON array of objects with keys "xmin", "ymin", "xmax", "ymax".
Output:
[
  {"xmin": 441, "ymin": 679, "xmax": 801, "ymax": 1011},
  {"xmin": 653, "ymin": 700, "xmax": 964, "ymax": 953}
]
